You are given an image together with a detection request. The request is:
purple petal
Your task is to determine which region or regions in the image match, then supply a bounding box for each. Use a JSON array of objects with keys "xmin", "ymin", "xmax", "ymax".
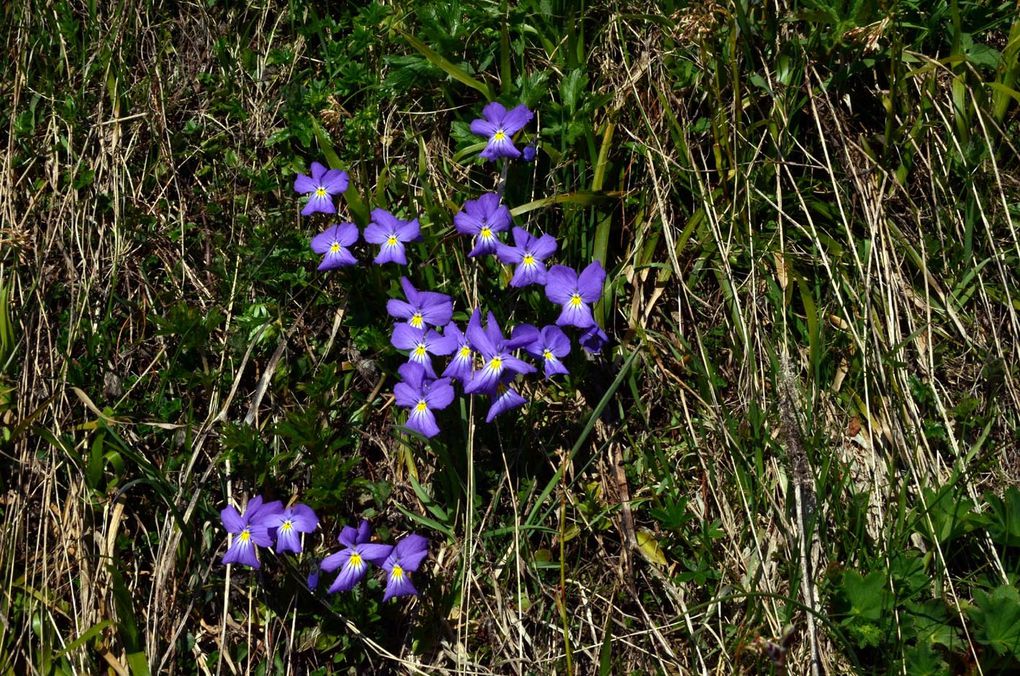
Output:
[
  {"xmin": 250, "ymin": 499, "xmax": 284, "ymax": 525},
  {"xmin": 486, "ymin": 384, "xmax": 526, "ymax": 422},
  {"xmin": 496, "ymin": 243, "xmax": 524, "ymax": 265},
  {"xmin": 394, "ymin": 534, "xmax": 429, "ymax": 571},
  {"xmin": 484, "ymin": 311, "xmax": 505, "ymax": 347},
  {"xmin": 399, "ymin": 277, "xmax": 421, "ymax": 305},
  {"xmin": 530, "ymin": 233, "xmax": 557, "ymax": 260},
  {"xmin": 395, "ymin": 219, "xmax": 421, "ymax": 242},
  {"xmin": 220, "ymin": 506, "xmax": 245, "ymax": 534},
  {"xmin": 335, "ymin": 222, "xmax": 359, "ymax": 246},
  {"xmin": 321, "ymin": 169, "xmax": 349, "ymax": 193},
  {"xmin": 387, "ymin": 299, "xmax": 416, "ymax": 321},
  {"xmin": 275, "ymin": 526, "xmax": 302, "ymax": 554},
  {"xmin": 579, "ymin": 325, "xmax": 608, "ymax": 354},
  {"xmin": 223, "ymin": 536, "xmax": 260, "ymax": 568},
  {"xmin": 465, "ymin": 309, "xmax": 495, "ymax": 357},
  {"xmin": 543, "ymin": 355, "xmax": 569, "ymax": 378},
  {"xmin": 544, "ymin": 266, "xmax": 578, "ymax": 304},
  {"xmin": 500, "ymin": 104, "xmax": 534, "ymax": 135},
  {"xmin": 318, "ymin": 247, "xmax": 357, "ymax": 270},
  {"xmin": 310, "ymin": 162, "xmax": 327, "ymax": 179},
  {"xmin": 310, "ymin": 227, "xmax": 338, "ymax": 254},
  {"xmin": 320, "ymin": 549, "xmax": 351, "ymax": 574},
  {"xmin": 577, "ymin": 261, "xmax": 606, "ymax": 303},
  {"xmin": 362, "ymin": 223, "xmax": 388, "ymax": 244},
  {"xmin": 355, "ymin": 520, "xmax": 372, "ymax": 545},
  {"xmin": 424, "ymin": 379, "xmax": 455, "ymax": 410},
  {"xmin": 464, "ymin": 360, "xmax": 501, "ymax": 394},
  {"xmin": 294, "ymin": 173, "xmax": 316, "ymax": 193},
  {"xmin": 337, "ymin": 525, "xmax": 359, "ymax": 549},
  {"xmin": 374, "ymin": 242, "xmax": 407, "ymax": 265},
  {"xmin": 417, "ymin": 292, "xmax": 453, "ymax": 326},
  {"xmin": 382, "ymin": 568, "xmax": 418, "ymax": 602},
  {"xmin": 429, "ymin": 332, "xmax": 458, "ymax": 356},
  {"xmin": 556, "ymin": 299, "xmax": 594, "ymax": 328},
  {"xmin": 509, "ymin": 260, "xmax": 546, "ymax": 287},
  {"xmin": 301, "ymin": 193, "xmax": 336, "ymax": 216},
  {"xmin": 480, "ymin": 136, "xmax": 521, "ymax": 160},
  {"xmin": 392, "ymin": 324, "xmax": 424, "ymax": 351},
  {"xmin": 501, "ymin": 354, "xmax": 537, "ymax": 376},
  {"xmin": 248, "ymin": 523, "xmax": 274, "ymax": 548},
  {"xmin": 405, "ymin": 406, "xmax": 440, "ymax": 438},
  {"xmin": 469, "ymin": 234, "xmax": 502, "ymax": 257},
  {"xmin": 243, "ymin": 496, "xmax": 264, "ymax": 518},
  {"xmin": 395, "ymin": 382, "xmax": 420, "ymax": 408},
  {"xmin": 508, "ymin": 324, "xmax": 540, "ymax": 349},
  {"xmin": 327, "ymin": 554, "xmax": 369, "ymax": 593},
  {"xmin": 358, "ymin": 542, "xmax": 394, "ymax": 566},
  {"xmin": 370, "ymin": 208, "xmax": 400, "ymax": 230},
  {"xmin": 398, "ymin": 361, "xmax": 427, "ymax": 391},
  {"xmin": 454, "ymin": 208, "xmax": 484, "ymax": 236},
  {"xmin": 470, "ymin": 117, "xmax": 498, "ymax": 137},
  {"xmin": 289, "ymin": 504, "xmax": 318, "ymax": 532},
  {"xmin": 543, "ymin": 326, "xmax": 571, "ymax": 357},
  {"xmin": 442, "ymin": 351, "xmax": 473, "ymax": 381}
]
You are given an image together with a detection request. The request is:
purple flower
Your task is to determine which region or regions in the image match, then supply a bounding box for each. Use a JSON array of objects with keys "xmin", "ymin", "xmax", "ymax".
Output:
[
  {"xmin": 294, "ymin": 162, "xmax": 349, "ymax": 216},
  {"xmin": 579, "ymin": 324, "xmax": 609, "ymax": 354},
  {"xmin": 320, "ymin": 520, "xmax": 393, "ymax": 594},
  {"xmin": 440, "ymin": 322, "xmax": 474, "ymax": 382},
  {"xmin": 470, "ymin": 102, "xmax": 534, "ymax": 160},
  {"xmin": 364, "ymin": 209, "xmax": 421, "ymax": 265},
  {"xmin": 486, "ymin": 375, "xmax": 527, "ymax": 422},
  {"xmin": 454, "ymin": 193, "xmax": 511, "ymax": 257},
  {"xmin": 391, "ymin": 324, "xmax": 457, "ymax": 378},
  {"xmin": 310, "ymin": 223, "xmax": 358, "ymax": 270},
  {"xmin": 496, "ymin": 227, "xmax": 557, "ymax": 287},
  {"xmin": 386, "ymin": 277, "xmax": 454, "ymax": 329},
  {"xmin": 220, "ymin": 495, "xmax": 284, "ymax": 569},
  {"xmin": 522, "ymin": 144, "xmax": 537, "ymax": 162},
  {"xmin": 463, "ymin": 310, "xmax": 537, "ymax": 394},
  {"xmin": 524, "ymin": 325, "xmax": 571, "ymax": 378},
  {"xmin": 381, "ymin": 534, "xmax": 429, "ymax": 601},
  {"xmin": 394, "ymin": 362, "xmax": 455, "ymax": 438},
  {"xmin": 262, "ymin": 503, "xmax": 319, "ymax": 554},
  {"xmin": 544, "ymin": 261, "xmax": 606, "ymax": 328}
]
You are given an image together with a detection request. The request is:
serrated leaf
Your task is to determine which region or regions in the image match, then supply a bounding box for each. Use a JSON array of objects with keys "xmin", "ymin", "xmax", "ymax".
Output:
[{"xmin": 968, "ymin": 585, "xmax": 1020, "ymax": 657}]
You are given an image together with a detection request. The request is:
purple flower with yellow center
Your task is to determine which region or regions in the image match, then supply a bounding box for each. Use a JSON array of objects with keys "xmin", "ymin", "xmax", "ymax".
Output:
[
  {"xmin": 294, "ymin": 162, "xmax": 349, "ymax": 216},
  {"xmin": 386, "ymin": 277, "xmax": 453, "ymax": 329},
  {"xmin": 496, "ymin": 227, "xmax": 557, "ymax": 287},
  {"xmin": 440, "ymin": 322, "xmax": 474, "ymax": 382},
  {"xmin": 391, "ymin": 324, "xmax": 457, "ymax": 378},
  {"xmin": 364, "ymin": 209, "xmax": 421, "ymax": 265},
  {"xmin": 524, "ymin": 325, "xmax": 571, "ymax": 378},
  {"xmin": 486, "ymin": 375, "xmax": 527, "ymax": 422},
  {"xmin": 321, "ymin": 520, "xmax": 393, "ymax": 594},
  {"xmin": 463, "ymin": 310, "xmax": 537, "ymax": 395},
  {"xmin": 220, "ymin": 495, "xmax": 284, "ymax": 569},
  {"xmin": 471, "ymin": 102, "xmax": 534, "ymax": 161},
  {"xmin": 262, "ymin": 503, "xmax": 319, "ymax": 554},
  {"xmin": 544, "ymin": 261, "xmax": 606, "ymax": 328},
  {"xmin": 579, "ymin": 324, "xmax": 609, "ymax": 354},
  {"xmin": 381, "ymin": 533, "xmax": 429, "ymax": 601},
  {"xmin": 310, "ymin": 223, "xmax": 358, "ymax": 270},
  {"xmin": 454, "ymin": 193, "xmax": 511, "ymax": 257},
  {"xmin": 394, "ymin": 362, "xmax": 455, "ymax": 438}
]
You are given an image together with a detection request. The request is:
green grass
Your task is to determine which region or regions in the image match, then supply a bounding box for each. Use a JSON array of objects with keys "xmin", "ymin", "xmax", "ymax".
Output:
[{"xmin": 2, "ymin": 0, "xmax": 1020, "ymax": 673}]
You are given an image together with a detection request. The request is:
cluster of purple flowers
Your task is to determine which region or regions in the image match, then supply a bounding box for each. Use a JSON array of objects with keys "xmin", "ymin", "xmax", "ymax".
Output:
[{"xmin": 220, "ymin": 500, "xmax": 429, "ymax": 602}]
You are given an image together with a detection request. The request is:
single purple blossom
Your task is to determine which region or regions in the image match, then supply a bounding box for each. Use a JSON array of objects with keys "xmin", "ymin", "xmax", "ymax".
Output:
[
  {"xmin": 544, "ymin": 261, "xmax": 606, "ymax": 328},
  {"xmin": 394, "ymin": 362, "xmax": 455, "ymax": 438},
  {"xmin": 363, "ymin": 209, "xmax": 421, "ymax": 265},
  {"xmin": 496, "ymin": 227, "xmax": 557, "ymax": 287},
  {"xmin": 220, "ymin": 495, "xmax": 284, "ymax": 569},
  {"xmin": 579, "ymin": 324, "xmax": 609, "ymax": 354},
  {"xmin": 522, "ymin": 144, "xmax": 537, "ymax": 162},
  {"xmin": 310, "ymin": 223, "xmax": 358, "ymax": 270},
  {"xmin": 454, "ymin": 193, "xmax": 511, "ymax": 257},
  {"xmin": 294, "ymin": 162, "xmax": 349, "ymax": 216},
  {"xmin": 381, "ymin": 534, "xmax": 429, "ymax": 601},
  {"xmin": 262, "ymin": 503, "xmax": 319, "ymax": 554},
  {"xmin": 524, "ymin": 325, "xmax": 571, "ymax": 378},
  {"xmin": 463, "ymin": 310, "xmax": 537, "ymax": 394},
  {"xmin": 391, "ymin": 324, "xmax": 457, "ymax": 378},
  {"xmin": 486, "ymin": 375, "xmax": 527, "ymax": 422},
  {"xmin": 386, "ymin": 277, "xmax": 454, "ymax": 329},
  {"xmin": 321, "ymin": 520, "xmax": 393, "ymax": 594},
  {"xmin": 440, "ymin": 322, "xmax": 474, "ymax": 382},
  {"xmin": 470, "ymin": 102, "xmax": 534, "ymax": 161}
]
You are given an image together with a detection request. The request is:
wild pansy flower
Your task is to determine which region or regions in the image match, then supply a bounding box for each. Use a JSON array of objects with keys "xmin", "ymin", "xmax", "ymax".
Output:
[
  {"xmin": 440, "ymin": 322, "xmax": 474, "ymax": 382},
  {"xmin": 522, "ymin": 144, "xmax": 537, "ymax": 162},
  {"xmin": 524, "ymin": 325, "xmax": 571, "ymax": 378},
  {"xmin": 220, "ymin": 495, "xmax": 284, "ymax": 569},
  {"xmin": 454, "ymin": 193, "xmax": 511, "ymax": 257},
  {"xmin": 321, "ymin": 520, "xmax": 393, "ymax": 594},
  {"xmin": 364, "ymin": 209, "xmax": 420, "ymax": 265},
  {"xmin": 386, "ymin": 277, "xmax": 453, "ymax": 329},
  {"xmin": 381, "ymin": 533, "xmax": 429, "ymax": 602},
  {"xmin": 310, "ymin": 223, "xmax": 358, "ymax": 270},
  {"xmin": 394, "ymin": 362, "xmax": 455, "ymax": 438},
  {"xmin": 544, "ymin": 261, "xmax": 606, "ymax": 328},
  {"xmin": 471, "ymin": 102, "xmax": 533, "ymax": 160},
  {"xmin": 464, "ymin": 310, "xmax": 537, "ymax": 394},
  {"xmin": 294, "ymin": 162, "xmax": 349, "ymax": 216},
  {"xmin": 263, "ymin": 503, "xmax": 318, "ymax": 554},
  {"xmin": 391, "ymin": 324, "xmax": 456, "ymax": 377},
  {"xmin": 496, "ymin": 227, "xmax": 557, "ymax": 287},
  {"xmin": 486, "ymin": 375, "xmax": 527, "ymax": 422},
  {"xmin": 579, "ymin": 324, "xmax": 609, "ymax": 354}
]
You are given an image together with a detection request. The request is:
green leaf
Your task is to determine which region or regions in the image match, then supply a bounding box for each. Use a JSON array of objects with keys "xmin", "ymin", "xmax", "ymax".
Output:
[
  {"xmin": 969, "ymin": 585, "xmax": 1020, "ymax": 657},
  {"xmin": 395, "ymin": 27, "xmax": 492, "ymax": 98},
  {"xmin": 984, "ymin": 487, "xmax": 1020, "ymax": 547},
  {"xmin": 842, "ymin": 569, "xmax": 890, "ymax": 622}
]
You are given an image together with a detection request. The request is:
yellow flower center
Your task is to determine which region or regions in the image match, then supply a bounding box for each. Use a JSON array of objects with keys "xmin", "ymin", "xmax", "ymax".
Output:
[
  {"xmin": 409, "ymin": 313, "xmax": 424, "ymax": 329},
  {"xmin": 280, "ymin": 520, "xmax": 293, "ymax": 532},
  {"xmin": 489, "ymin": 356, "xmax": 503, "ymax": 371},
  {"xmin": 543, "ymin": 349, "xmax": 554, "ymax": 361},
  {"xmin": 522, "ymin": 253, "xmax": 535, "ymax": 266},
  {"xmin": 412, "ymin": 345, "xmax": 427, "ymax": 359},
  {"xmin": 349, "ymin": 552, "xmax": 363, "ymax": 569},
  {"xmin": 415, "ymin": 400, "xmax": 428, "ymax": 413},
  {"xmin": 492, "ymin": 130, "xmax": 506, "ymax": 141},
  {"xmin": 569, "ymin": 294, "xmax": 583, "ymax": 308},
  {"xmin": 329, "ymin": 242, "xmax": 341, "ymax": 254},
  {"xmin": 480, "ymin": 226, "xmax": 492, "ymax": 239},
  {"xmin": 391, "ymin": 564, "xmax": 405, "ymax": 580},
  {"xmin": 459, "ymin": 345, "xmax": 471, "ymax": 358},
  {"xmin": 239, "ymin": 529, "xmax": 251, "ymax": 542},
  {"xmin": 314, "ymin": 187, "xmax": 327, "ymax": 198},
  {"xmin": 386, "ymin": 235, "xmax": 398, "ymax": 246}
]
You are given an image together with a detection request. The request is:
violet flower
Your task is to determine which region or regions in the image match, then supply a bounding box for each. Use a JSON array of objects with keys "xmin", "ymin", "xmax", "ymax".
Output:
[
  {"xmin": 579, "ymin": 324, "xmax": 609, "ymax": 354},
  {"xmin": 391, "ymin": 324, "xmax": 457, "ymax": 378},
  {"xmin": 486, "ymin": 375, "xmax": 527, "ymax": 422},
  {"xmin": 463, "ymin": 309, "xmax": 537, "ymax": 394},
  {"xmin": 320, "ymin": 520, "xmax": 393, "ymax": 594},
  {"xmin": 220, "ymin": 495, "xmax": 284, "ymax": 569},
  {"xmin": 364, "ymin": 209, "xmax": 420, "ymax": 265},
  {"xmin": 454, "ymin": 193, "xmax": 511, "ymax": 257},
  {"xmin": 470, "ymin": 102, "xmax": 534, "ymax": 160},
  {"xmin": 262, "ymin": 503, "xmax": 319, "ymax": 554},
  {"xmin": 440, "ymin": 321, "xmax": 474, "ymax": 382},
  {"xmin": 294, "ymin": 162, "xmax": 349, "ymax": 216},
  {"xmin": 524, "ymin": 325, "xmax": 571, "ymax": 378},
  {"xmin": 544, "ymin": 261, "xmax": 606, "ymax": 328},
  {"xmin": 496, "ymin": 227, "xmax": 557, "ymax": 287},
  {"xmin": 381, "ymin": 534, "xmax": 429, "ymax": 601},
  {"xmin": 394, "ymin": 362, "xmax": 455, "ymax": 438},
  {"xmin": 310, "ymin": 223, "xmax": 358, "ymax": 270},
  {"xmin": 386, "ymin": 277, "xmax": 453, "ymax": 329}
]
